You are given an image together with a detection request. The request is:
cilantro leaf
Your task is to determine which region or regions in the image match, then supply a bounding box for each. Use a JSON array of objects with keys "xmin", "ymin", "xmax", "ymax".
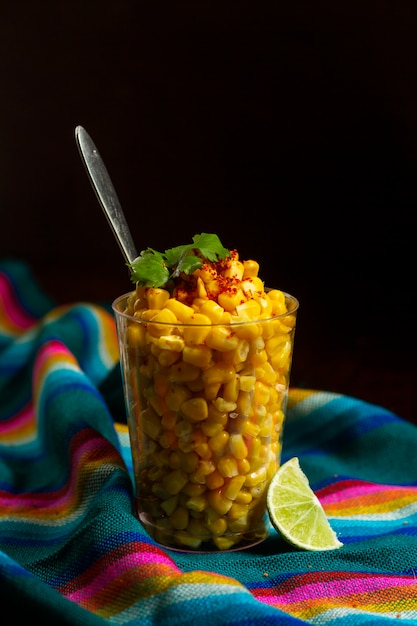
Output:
[
  {"xmin": 128, "ymin": 233, "xmax": 231, "ymax": 288},
  {"xmin": 176, "ymin": 254, "xmax": 203, "ymax": 276},
  {"xmin": 129, "ymin": 249, "xmax": 170, "ymax": 287},
  {"xmin": 192, "ymin": 233, "xmax": 230, "ymax": 262}
]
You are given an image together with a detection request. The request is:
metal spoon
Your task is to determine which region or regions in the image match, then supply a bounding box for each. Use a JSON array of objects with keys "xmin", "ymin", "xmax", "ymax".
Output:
[{"xmin": 75, "ymin": 125, "xmax": 138, "ymax": 266}]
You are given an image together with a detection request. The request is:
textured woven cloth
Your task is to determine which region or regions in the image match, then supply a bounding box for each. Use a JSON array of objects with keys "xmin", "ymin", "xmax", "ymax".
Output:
[{"xmin": 1, "ymin": 258, "xmax": 417, "ymax": 624}]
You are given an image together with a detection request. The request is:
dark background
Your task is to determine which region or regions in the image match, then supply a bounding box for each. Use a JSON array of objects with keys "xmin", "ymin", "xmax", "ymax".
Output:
[{"xmin": 1, "ymin": 2, "xmax": 416, "ymax": 421}]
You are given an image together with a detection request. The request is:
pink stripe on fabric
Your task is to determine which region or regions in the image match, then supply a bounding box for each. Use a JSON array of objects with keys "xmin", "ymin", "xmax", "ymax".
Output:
[
  {"xmin": 0, "ymin": 274, "xmax": 37, "ymax": 329},
  {"xmin": 66, "ymin": 550, "xmax": 180, "ymax": 602},
  {"xmin": 257, "ymin": 574, "xmax": 417, "ymax": 606},
  {"xmin": 0, "ymin": 403, "xmax": 32, "ymax": 432},
  {"xmin": 33, "ymin": 339, "xmax": 77, "ymax": 380},
  {"xmin": 319, "ymin": 480, "xmax": 417, "ymax": 504}
]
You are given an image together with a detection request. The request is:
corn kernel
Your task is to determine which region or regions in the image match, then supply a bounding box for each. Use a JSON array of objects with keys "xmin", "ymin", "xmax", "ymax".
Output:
[
  {"xmin": 164, "ymin": 299, "xmax": 194, "ymax": 322},
  {"xmin": 168, "ymin": 362, "xmax": 201, "ymax": 383},
  {"xmin": 147, "ymin": 308, "xmax": 177, "ymax": 337},
  {"xmin": 205, "ymin": 470, "xmax": 225, "ymax": 490},
  {"xmin": 196, "ymin": 276, "xmax": 208, "ymax": 299},
  {"xmin": 204, "ymin": 381, "xmax": 221, "ymax": 400},
  {"xmin": 148, "ymin": 466, "xmax": 165, "ymax": 483},
  {"xmin": 235, "ymin": 394, "xmax": 255, "ymax": 422},
  {"xmin": 270, "ymin": 341, "xmax": 292, "ymax": 370},
  {"xmin": 182, "ymin": 313, "xmax": 212, "ymax": 345},
  {"xmin": 186, "ymin": 495, "xmax": 206, "ymax": 513},
  {"xmin": 206, "ymin": 516, "xmax": 227, "ymax": 536},
  {"xmin": 166, "ymin": 385, "xmax": 192, "ymax": 411},
  {"xmin": 126, "ymin": 323, "xmax": 147, "ymax": 349},
  {"xmin": 267, "ymin": 289, "xmax": 286, "ymax": 308},
  {"xmin": 223, "ymin": 475, "xmax": 246, "ymax": 500},
  {"xmin": 223, "ymin": 376, "xmax": 239, "ymax": 403},
  {"xmin": 227, "ymin": 502, "xmax": 249, "ymax": 522},
  {"xmin": 182, "ymin": 345, "xmax": 212, "ymax": 369},
  {"xmin": 281, "ymin": 314, "xmax": 296, "ymax": 330},
  {"xmin": 229, "ymin": 433, "xmax": 248, "ymax": 459},
  {"xmin": 161, "ymin": 410, "xmax": 177, "ymax": 429},
  {"xmin": 245, "ymin": 466, "xmax": 267, "ymax": 487},
  {"xmin": 160, "ymin": 495, "xmax": 179, "ymax": 516},
  {"xmin": 235, "ymin": 299, "xmax": 261, "ymax": 320},
  {"xmin": 174, "ymin": 532, "xmax": 202, "ymax": 549},
  {"xmin": 220, "ymin": 311, "xmax": 232, "ymax": 324},
  {"xmin": 181, "ymin": 397, "xmax": 208, "ymax": 422},
  {"xmin": 213, "ymin": 536, "xmax": 238, "ymax": 550},
  {"xmin": 208, "ymin": 430, "xmax": 230, "ymax": 455},
  {"xmin": 199, "ymin": 300, "xmax": 224, "ymax": 323},
  {"xmin": 239, "ymin": 375, "xmax": 255, "ymax": 392},
  {"xmin": 253, "ymin": 381, "xmax": 270, "ymax": 405},
  {"xmin": 159, "ymin": 429, "xmax": 177, "ymax": 449},
  {"xmin": 212, "ymin": 397, "xmax": 237, "ymax": 413},
  {"xmin": 178, "ymin": 450, "xmax": 199, "ymax": 473},
  {"xmin": 265, "ymin": 334, "xmax": 286, "ymax": 356},
  {"xmin": 217, "ymin": 454, "xmax": 238, "ymax": 478},
  {"xmin": 182, "ymin": 482, "xmax": 207, "ymax": 497},
  {"xmin": 235, "ymin": 489, "xmax": 252, "ymax": 505},
  {"xmin": 218, "ymin": 288, "xmax": 245, "ymax": 313},
  {"xmin": 168, "ymin": 451, "xmax": 181, "ymax": 469},
  {"xmin": 157, "ymin": 334, "xmax": 184, "ymax": 352},
  {"xmin": 205, "ymin": 326, "xmax": 239, "ymax": 352},
  {"xmin": 255, "ymin": 362, "xmax": 277, "ymax": 385},
  {"xmin": 191, "ymin": 460, "xmax": 216, "ymax": 484},
  {"xmin": 194, "ymin": 442, "xmax": 212, "ymax": 460},
  {"xmin": 178, "ymin": 427, "xmax": 206, "ymax": 453},
  {"xmin": 139, "ymin": 408, "xmax": 161, "ymax": 441},
  {"xmin": 223, "ymin": 259, "xmax": 244, "ymax": 280},
  {"xmin": 146, "ymin": 288, "xmax": 170, "ymax": 310},
  {"xmin": 254, "ymin": 403, "xmax": 267, "ymax": 420},
  {"xmin": 195, "ymin": 265, "xmax": 217, "ymax": 284},
  {"xmin": 222, "ymin": 339, "xmax": 250, "ymax": 367},
  {"xmin": 202, "ymin": 362, "xmax": 236, "ymax": 385},
  {"xmin": 257, "ymin": 297, "xmax": 273, "ymax": 319},
  {"xmin": 162, "ymin": 469, "xmax": 189, "ymax": 495},
  {"xmin": 252, "ymin": 348, "xmax": 268, "ymax": 366},
  {"xmin": 139, "ymin": 354, "xmax": 157, "ymax": 378},
  {"xmin": 149, "ymin": 393, "xmax": 167, "ymax": 416},
  {"xmin": 170, "ymin": 506, "xmax": 189, "ymax": 530},
  {"xmin": 242, "ymin": 259, "xmax": 259, "ymax": 278},
  {"xmin": 137, "ymin": 308, "xmax": 160, "ymax": 321},
  {"xmin": 207, "ymin": 404, "xmax": 228, "ymax": 423},
  {"xmin": 236, "ymin": 458, "xmax": 251, "ymax": 475},
  {"xmin": 187, "ymin": 518, "xmax": 210, "ymax": 539},
  {"xmin": 201, "ymin": 419, "xmax": 224, "ymax": 437},
  {"xmin": 207, "ymin": 488, "xmax": 233, "ymax": 515},
  {"xmin": 205, "ymin": 279, "xmax": 220, "ymax": 300},
  {"xmin": 259, "ymin": 414, "xmax": 273, "ymax": 438},
  {"xmin": 151, "ymin": 481, "xmax": 169, "ymax": 500}
]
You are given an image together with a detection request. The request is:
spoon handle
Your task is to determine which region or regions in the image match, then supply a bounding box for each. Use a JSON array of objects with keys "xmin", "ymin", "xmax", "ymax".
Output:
[{"xmin": 75, "ymin": 125, "xmax": 138, "ymax": 266}]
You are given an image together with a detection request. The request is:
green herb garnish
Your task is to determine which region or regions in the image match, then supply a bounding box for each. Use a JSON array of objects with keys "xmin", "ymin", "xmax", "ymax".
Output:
[{"xmin": 128, "ymin": 233, "xmax": 231, "ymax": 288}]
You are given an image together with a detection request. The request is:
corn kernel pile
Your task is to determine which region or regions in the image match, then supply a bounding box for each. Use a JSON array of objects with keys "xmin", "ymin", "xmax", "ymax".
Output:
[{"xmin": 116, "ymin": 250, "xmax": 297, "ymax": 550}]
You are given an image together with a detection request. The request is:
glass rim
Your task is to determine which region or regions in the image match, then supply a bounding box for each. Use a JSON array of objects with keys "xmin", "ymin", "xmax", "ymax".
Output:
[{"xmin": 111, "ymin": 290, "xmax": 299, "ymax": 327}]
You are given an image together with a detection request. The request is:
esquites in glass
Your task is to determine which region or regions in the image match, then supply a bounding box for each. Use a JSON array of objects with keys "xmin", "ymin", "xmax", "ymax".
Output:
[{"xmin": 112, "ymin": 234, "xmax": 298, "ymax": 551}]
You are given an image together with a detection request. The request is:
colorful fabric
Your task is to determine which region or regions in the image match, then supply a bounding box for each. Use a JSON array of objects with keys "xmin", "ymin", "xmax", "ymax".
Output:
[{"xmin": 1, "ymin": 258, "xmax": 417, "ymax": 624}]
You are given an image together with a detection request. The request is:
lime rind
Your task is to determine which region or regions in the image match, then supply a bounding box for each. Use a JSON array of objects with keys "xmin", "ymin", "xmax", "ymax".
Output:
[{"xmin": 267, "ymin": 457, "xmax": 343, "ymax": 551}]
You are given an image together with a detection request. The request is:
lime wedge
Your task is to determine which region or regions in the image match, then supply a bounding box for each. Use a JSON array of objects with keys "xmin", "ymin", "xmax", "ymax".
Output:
[{"xmin": 267, "ymin": 457, "xmax": 343, "ymax": 551}]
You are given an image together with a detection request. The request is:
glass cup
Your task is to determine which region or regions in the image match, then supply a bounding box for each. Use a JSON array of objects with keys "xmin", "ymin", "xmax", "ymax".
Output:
[{"xmin": 112, "ymin": 289, "xmax": 298, "ymax": 552}]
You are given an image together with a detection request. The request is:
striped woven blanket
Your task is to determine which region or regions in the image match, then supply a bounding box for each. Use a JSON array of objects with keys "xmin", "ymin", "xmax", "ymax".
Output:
[{"xmin": 1, "ymin": 258, "xmax": 416, "ymax": 624}]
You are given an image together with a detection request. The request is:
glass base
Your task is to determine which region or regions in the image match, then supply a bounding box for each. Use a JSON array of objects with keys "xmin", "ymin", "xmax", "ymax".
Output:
[{"xmin": 136, "ymin": 501, "xmax": 269, "ymax": 553}]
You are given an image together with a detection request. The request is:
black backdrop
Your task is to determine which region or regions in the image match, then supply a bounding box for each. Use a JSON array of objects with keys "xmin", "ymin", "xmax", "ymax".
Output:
[{"xmin": 1, "ymin": 2, "xmax": 416, "ymax": 370}]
